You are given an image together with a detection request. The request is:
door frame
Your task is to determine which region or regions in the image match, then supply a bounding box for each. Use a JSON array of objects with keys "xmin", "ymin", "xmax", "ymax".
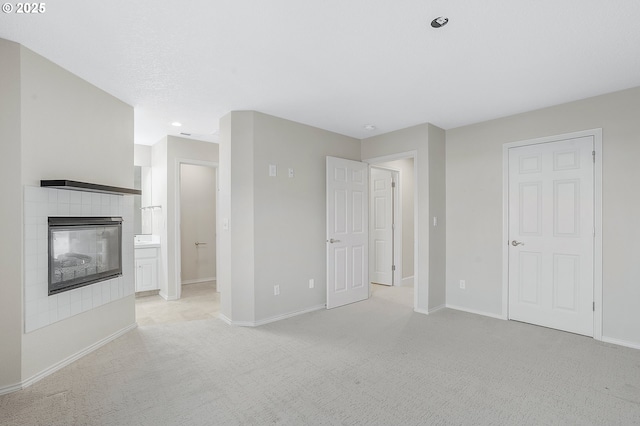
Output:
[
  {"xmin": 174, "ymin": 158, "xmax": 219, "ymax": 300},
  {"xmin": 363, "ymin": 151, "xmax": 419, "ymax": 311},
  {"xmin": 369, "ymin": 166, "xmax": 402, "ymax": 286},
  {"xmin": 501, "ymin": 129, "xmax": 602, "ymax": 340}
]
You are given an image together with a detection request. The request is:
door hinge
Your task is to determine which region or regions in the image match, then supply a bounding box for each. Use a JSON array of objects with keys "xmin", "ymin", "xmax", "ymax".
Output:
[
  {"xmin": 392, "ymin": 223, "xmax": 395, "ymax": 230},
  {"xmin": 592, "ymin": 150, "xmax": 596, "ymax": 163},
  {"xmin": 392, "ymin": 265, "xmax": 396, "ymax": 271},
  {"xmin": 391, "ymin": 181, "xmax": 396, "ymax": 188},
  {"xmin": 593, "ymin": 302, "xmax": 595, "ymax": 311}
]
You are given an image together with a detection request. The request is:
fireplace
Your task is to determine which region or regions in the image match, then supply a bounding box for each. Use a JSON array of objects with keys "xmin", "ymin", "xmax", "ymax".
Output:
[{"xmin": 48, "ymin": 217, "xmax": 123, "ymax": 295}]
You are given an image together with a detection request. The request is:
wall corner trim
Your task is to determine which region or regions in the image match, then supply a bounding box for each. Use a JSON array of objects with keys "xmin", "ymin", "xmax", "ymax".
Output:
[{"xmin": 1, "ymin": 323, "xmax": 137, "ymax": 396}]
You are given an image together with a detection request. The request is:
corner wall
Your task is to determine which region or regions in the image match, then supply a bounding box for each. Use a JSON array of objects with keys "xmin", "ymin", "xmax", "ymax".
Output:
[
  {"xmin": 446, "ymin": 86, "xmax": 640, "ymax": 347},
  {"xmin": 218, "ymin": 112, "xmax": 256, "ymax": 323}
]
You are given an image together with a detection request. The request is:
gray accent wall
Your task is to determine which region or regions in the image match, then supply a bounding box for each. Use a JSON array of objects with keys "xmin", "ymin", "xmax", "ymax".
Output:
[{"xmin": 446, "ymin": 86, "xmax": 640, "ymax": 346}]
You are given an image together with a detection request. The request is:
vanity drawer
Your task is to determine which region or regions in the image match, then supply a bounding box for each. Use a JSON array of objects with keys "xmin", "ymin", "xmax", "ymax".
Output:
[{"xmin": 135, "ymin": 247, "xmax": 158, "ymax": 259}]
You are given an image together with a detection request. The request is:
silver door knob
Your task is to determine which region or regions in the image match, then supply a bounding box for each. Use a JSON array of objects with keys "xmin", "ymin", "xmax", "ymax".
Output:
[
  {"xmin": 511, "ymin": 240, "xmax": 524, "ymax": 246},
  {"xmin": 328, "ymin": 238, "xmax": 341, "ymax": 243}
]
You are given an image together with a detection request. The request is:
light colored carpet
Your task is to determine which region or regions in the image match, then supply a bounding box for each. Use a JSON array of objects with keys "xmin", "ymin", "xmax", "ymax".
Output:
[
  {"xmin": 135, "ymin": 281, "xmax": 219, "ymax": 326},
  {"xmin": 1, "ymin": 284, "xmax": 639, "ymax": 425}
]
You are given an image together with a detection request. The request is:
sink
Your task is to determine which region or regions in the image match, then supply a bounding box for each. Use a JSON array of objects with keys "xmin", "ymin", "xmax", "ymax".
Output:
[{"xmin": 134, "ymin": 235, "xmax": 160, "ymax": 248}]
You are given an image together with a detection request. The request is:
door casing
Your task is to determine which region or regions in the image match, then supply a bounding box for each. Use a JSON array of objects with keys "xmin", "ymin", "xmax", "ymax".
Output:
[
  {"xmin": 501, "ymin": 129, "xmax": 603, "ymax": 340},
  {"xmin": 174, "ymin": 158, "xmax": 219, "ymax": 300}
]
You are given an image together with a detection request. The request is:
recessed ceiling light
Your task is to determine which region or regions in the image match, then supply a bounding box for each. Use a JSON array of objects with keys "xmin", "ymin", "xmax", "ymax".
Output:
[
  {"xmin": 171, "ymin": 122, "xmax": 182, "ymax": 127},
  {"xmin": 364, "ymin": 124, "xmax": 377, "ymax": 131},
  {"xmin": 431, "ymin": 16, "xmax": 449, "ymax": 28}
]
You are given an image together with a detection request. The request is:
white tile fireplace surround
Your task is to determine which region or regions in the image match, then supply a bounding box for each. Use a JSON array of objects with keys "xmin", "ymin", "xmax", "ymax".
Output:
[{"xmin": 23, "ymin": 186, "xmax": 135, "ymax": 333}]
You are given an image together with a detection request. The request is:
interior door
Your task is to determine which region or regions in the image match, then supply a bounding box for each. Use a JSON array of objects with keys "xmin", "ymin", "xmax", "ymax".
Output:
[
  {"xmin": 508, "ymin": 136, "xmax": 594, "ymax": 336},
  {"xmin": 370, "ymin": 167, "xmax": 394, "ymax": 286},
  {"xmin": 326, "ymin": 156, "xmax": 369, "ymax": 309}
]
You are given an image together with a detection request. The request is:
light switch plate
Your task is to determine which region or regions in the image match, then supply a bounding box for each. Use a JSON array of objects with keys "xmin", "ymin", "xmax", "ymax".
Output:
[{"xmin": 269, "ymin": 164, "xmax": 277, "ymax": 177}]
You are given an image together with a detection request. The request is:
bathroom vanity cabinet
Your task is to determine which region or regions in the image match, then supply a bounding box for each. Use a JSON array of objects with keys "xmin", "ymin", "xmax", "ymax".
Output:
[{"xmin": 134, "ymin": 247, "xmax": 158, "ymax": 293}]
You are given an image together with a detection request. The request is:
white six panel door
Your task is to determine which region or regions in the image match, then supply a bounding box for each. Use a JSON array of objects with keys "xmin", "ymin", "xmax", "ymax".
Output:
[
  {"xmin": 370, "ymin": 167, "xmax": 393, "ymax": 286},
  {"xmin": 326, "ymin": 157, "xmax": 369, "ymax": 309},
  {"xmin": 508, "ymin": 136, "xmax": 594, "ymax": 336}
]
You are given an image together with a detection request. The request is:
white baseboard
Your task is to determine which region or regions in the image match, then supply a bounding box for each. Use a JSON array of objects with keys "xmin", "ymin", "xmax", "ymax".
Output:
[
  {"xmin": 414, "ymin": 308, "xmax": 430, "ymax": 315},
  {"xmin": 217, "ymin": 313, "xmax": 232, "ymax": 325},
  {"xmin": 0, "ymin": 323, "xmax": 137, "ymax": 396},
  {"xmin": 181, "ymin": 277, "xmax": 216, "ymax": 286},
  {"xmin": 601, "ymin": 336, "xmax": 640, "ymax": 351},
  {"xmin": 158, "ymin": 291, "xmax": 178, "ymax": 301},
  {"xmin": 218, "ymin": 304, "xmax": 325, "ymax": 327},
  {"xmin": 0, "ymin": 381, "xmax": 24, "ymax": 396},
  {"xmin": 400, "ymin": 276, "xmax": 414, "ymax": 287},
  {"xmin": 446, "ymin": 304, "xmax": 507, "ymax": 320},
  {"xmin": 428, "ymin": 304, "xmax": 446, "ymax": 314}
]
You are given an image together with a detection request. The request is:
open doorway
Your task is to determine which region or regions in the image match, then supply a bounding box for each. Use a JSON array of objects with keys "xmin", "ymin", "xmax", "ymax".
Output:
[
  {"xmin": 177, "ymin": 162, "xmax": 218, "ymax": 307},
  {"xmin": 135, "ymin": 160, "xmax": 220, "ymax": 325},
  {"xmin": 368, "ymin": 156, "xmax": 415, "ymax": 308}
]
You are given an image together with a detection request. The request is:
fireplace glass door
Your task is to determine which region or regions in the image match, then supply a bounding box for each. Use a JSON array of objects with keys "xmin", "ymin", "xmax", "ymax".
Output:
[{"xmin": 48, "ymin": 217, "xmax": 123, "ymax": 295}]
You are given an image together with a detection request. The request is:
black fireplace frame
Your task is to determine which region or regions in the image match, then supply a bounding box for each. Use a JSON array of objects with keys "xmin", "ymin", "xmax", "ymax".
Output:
[{"xmin": 48, "ymin": 216, "xmax": 123, "ymax": 295}]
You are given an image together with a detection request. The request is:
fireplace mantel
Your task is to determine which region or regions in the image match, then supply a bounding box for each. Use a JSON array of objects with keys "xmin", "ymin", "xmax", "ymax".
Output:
[{"xmin": 41, "ymin": 180, "xmax": 141, "ymax": 196}]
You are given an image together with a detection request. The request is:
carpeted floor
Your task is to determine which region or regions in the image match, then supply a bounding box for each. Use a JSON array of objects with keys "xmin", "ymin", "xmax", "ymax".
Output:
[
  {"xmin": 135, "ymin": 281, "xmax": 219, "ymax": 326},
  {"xmin": 1, "ymin": 285, "xmax": 639, "ymax": 425}
]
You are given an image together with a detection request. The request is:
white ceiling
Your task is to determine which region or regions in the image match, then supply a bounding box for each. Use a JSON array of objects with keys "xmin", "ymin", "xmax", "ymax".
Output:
[{"xmin": 2, "ymin": 1, "xmax": 640, "ymax": 145}]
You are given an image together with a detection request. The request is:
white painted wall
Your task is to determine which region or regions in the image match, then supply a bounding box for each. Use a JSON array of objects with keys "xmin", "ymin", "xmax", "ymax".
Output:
[
  {"xmin": 218, "ymin": 111, "xmax": 361, "ymax": 324},
  {"xmin": 0, "ymin": 38, "xmax": 23, "ymax": 390},
  {"xmin": 428, "ymin": 125, "xmax": 446, "ymax": 309},
  {"xmin": 151, "ymin": 137, "xmax": 168, "ymax": 297},
  {"xmin": 4, "ymin": 43, "xmax": 136, "ymax": 382},
  {"xmin": 361, "ymin": 123, "xmax": 446, "ymax": 312},
  {"xmin": 134, "ymin": 144, "xmax": 152, "ymax": 167},
  {"xmin": 218, "ymin": 112, "xmax": 256, "ymax": 323},
  {"xmin": 446, "ymin": 86, "xmax": 640, "ymax": 347},
  {"xmin": 252, "ymin": 112, "xmax": 361, "ymax": 321},
  {"xmin": 376, "ymin": 158, "xmax": 415, "ymax": 282},
  {"xmin": 180, "ymin": 164, "xmax": 216, "ymax": 284}
]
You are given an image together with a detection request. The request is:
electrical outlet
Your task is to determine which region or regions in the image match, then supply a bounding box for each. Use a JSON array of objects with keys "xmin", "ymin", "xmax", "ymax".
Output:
[
  {"xmin": 459, "ymin": 280, "xmax": 466, "ymax": 290},
  {"xmin": 288, "ymin": 168, "xmax": 295, "ymax": 178},
  {"xmin": 309, "ymin": 278, "xmax": 314, "ymax": 289},
  {"xmin": 274, "ymin": 285, "xmax": 280, "ymax": 296}
]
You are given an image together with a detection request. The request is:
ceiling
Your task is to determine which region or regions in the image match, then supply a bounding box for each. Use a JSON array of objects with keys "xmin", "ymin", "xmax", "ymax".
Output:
[{"xmin": 2, "ymin": 1, "xmax": 640, "ymax": 145}]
